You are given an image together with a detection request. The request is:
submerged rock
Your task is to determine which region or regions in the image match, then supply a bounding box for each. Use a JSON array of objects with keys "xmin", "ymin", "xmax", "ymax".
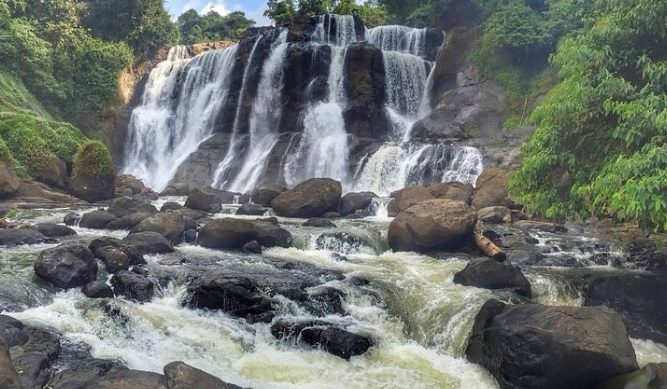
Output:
[
  {"xmin": 388, "ymin": 199, "xmax": 477, "ymax": 252},
  {"xmin": 467, "ymin": 300, "xmax": 638, "ymax": 389},
  {"xmin": 303, "ymin": 218, "xmax": 337, "ymax": 228},
  {"xmin": 0, "ymin": 229, "xmax": 55, "ymax": 246},
  {"xmin": 34, "ymin": 244, "xmax": 98, "ymax": 289},
  {"xmin": 271, "ymin": 178, "xmax": 342, "ymax": 218},
  {"xmin": 453, "ymin": 258, "xmax": 531, "ymax": 298}
]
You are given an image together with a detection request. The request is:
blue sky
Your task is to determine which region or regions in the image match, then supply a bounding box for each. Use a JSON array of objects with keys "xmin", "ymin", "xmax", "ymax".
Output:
[{"xmin": 164, "ymin": 0, "xmax": 272, "ymax": 26}]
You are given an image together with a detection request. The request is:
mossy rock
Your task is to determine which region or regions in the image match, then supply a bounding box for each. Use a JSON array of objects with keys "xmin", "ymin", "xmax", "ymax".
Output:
[{"xmin": 70, "ymin": 140, "xmax": 116, "ymax": 202}]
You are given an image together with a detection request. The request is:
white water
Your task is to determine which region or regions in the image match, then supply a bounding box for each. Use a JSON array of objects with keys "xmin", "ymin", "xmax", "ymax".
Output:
[
  {"xmin": 366, "ymin": 25, "xmax": 427, "ymax": 56},
  {"xmin": 123, "ymin": 45, "xmax": 239, "ymax": 192}
]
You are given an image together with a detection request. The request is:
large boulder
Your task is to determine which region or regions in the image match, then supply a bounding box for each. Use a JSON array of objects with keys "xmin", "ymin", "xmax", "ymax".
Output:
[
  {"xmin": 453, "ymin": 258, "xmax": 531, "ymax": 297},
  {"xmin": 184, "ymin": 189, "xmax": 222, "ymax": 213},
  {"xmin": 197, "ymin": 218, "xmax": 257, "ymax": 250},
  {"xmin": 82, "ymin": 370, "xmax": 168, "ymax": 389},
  {"xmin": 477, "ymin": 206, "xmax": 512, "ymax": 223},
  {"xmin": 25, "ymin": 223, "xmax": 77, "ymax": 237},
  {"xmin": 79, "ymin": 210, "xmax": 118, "ymax": 229},
  {"xmin": 122, "ymin": 232, "xmax": 175, "ymax": 254},
  {"xmin": 235, "ymin": 203, "xmax": 269, "ymax": 216},
  {"xmin": 271, "ymin": 178, "xmax": 342, "ymax": 218},
  {"xmin": 0, "ymin": 338, "xmax": 20, "ymax": 389},
  {"xmin": 89, "ymin": 237, "xmax": 146, "ymax": 266},
  {"xmin": 107, "ymin": 197, "xmax": 158, "ymax": 218},
  {"xmin": 81, "ymin": 281, "xmax": 114, "ymax": 298},
  {"xmin": 251, "ymin": 184, "xmax": 285, "ymax": 207},
  {"xmin": 106, "ymin": 212, "xmax": 153, "ymax": 230},
  {"xmin": 131, "ymin": 212, "xmax": 185, "ymax": 244},
  {"xmin": 467, "ymin": 300, "xmax": 639, "ymax": 389},
  {"xmin": 0, "ymin": 162, "xmax": 20, "ymax": 199},
  {"xmin": 0, "ymin": 229, "xmax": 56, "ymax": 246},
  {"xmin": 254, "ymin": 219, "xmax": 293, "ymax": 248},
  {"xmin": 582, "ymin": 275, "xmax": 667, "ymax": 344},
  {"xmin": 387, "ymin": 186, "xmax": 435, "ymax": 217},
  {"xmin": 593, "ymin": 363, "xmax": 667, "ymax": 389},
  {"xmin": 111, "ymin": 270, "xmax": 155, "ymax": 303},
  {"xmin": 164, "ymin": 361, "xmax": 244, "ymax": 389},
  {"xmin": 471, "ymin": 168, "xmax": 509, "ymax": 209},
  {"xmin": 388, "ymin": 199, "xmax": 477, "ymax": 252},
  {"xmin": 34, "ymin": 244, "xmax": 98, "ymax": 289},
  {"xmin": 337, "ymin": 191, "xmax": 376, "ymax": 216},
  {"xmin": 94, "ymin": 246, "xmax": 130, "ymax": 273},
  {"xmin": 427, "ymin": 182, "xmax": 474, "ymax": 203},
  {"xmin": 70, "ymin": 141, "xmax": 116, "ymax": 202}
]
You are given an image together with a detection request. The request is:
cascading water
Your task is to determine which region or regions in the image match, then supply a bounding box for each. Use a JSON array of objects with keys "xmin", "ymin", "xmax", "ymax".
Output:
[
  {"xmin": 366, "ymin": 25, "xmax": 427, "ymax": 56},
  {"xmin": 122, "ymin": 45, "xmax": 238, "ymax": 192}
]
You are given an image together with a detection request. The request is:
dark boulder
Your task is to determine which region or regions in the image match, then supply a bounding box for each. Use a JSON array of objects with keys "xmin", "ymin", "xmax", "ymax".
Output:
[
  {"xmin": 0, "ymin": 229, "xmax": 55, "ymax": 246},
  {"xmin": 467, "ymin": 300, "xmax": 639, "ymax": 389},
  {"xmin": 79, "ymin": 210, "xmax": 118, "ymax": 229},
  {"xmin": 160, "ymin": 202, "xmax": 183, "ymax": 212},
  {"xmin": 184, "ymin": 229, "xmax": 197, "ymax": 243},
  {"xmin": 241, "ymin": 240, "xmax": 262, "ymax": 254},
  {"xmin": 95, "ymin": 246, "xmax": 130, "ymax": 273},
  {"xmin": 107, "ymin": 197, "xmax": 158, "ymax": 218},
  {"xmin": 82, "ymin": 370, "xmax": 168, "ymax": 389},
  {"xmin": 582, "ymin": 275, "xmax": 667, "ymax": 344},
  {"xmin": 164, "ymin": 361, "xmax": 244, "ymax": 389},
  {"xmin": 131, "ymin": 212, "xmax": 185, "ymax": 244},
  {"xmin": 197, "ymin": 218, "xmax": 257, "ymax": 249},
  {"xmin": 26, "ymin": 223, "xmax": 76, "ymax": 237},
  {"xmin": 63, "ymin": 212, "xmax": 80, "ymax": 226},
  {"xmin": 106, "ymin": 212, "xmax": 152, "ymax": 230},
  {"xmin": 453, "ymin": 258, "xmax": 531, "ymax": 297},
  {"xmin": 471, "ymin": 168, "xmax": 510, "ymax": 209},
  {"xmin": 183, "ymin": 275, "xmax": 273, "ymax": 323},
  {"xmin": 184, "ymin": 189, "xmax": 222, "ymax": 213},
  {"xmin": 235, "ymin": 203, "xmax": 269, "ymax": 216},
  {"xmin": 122, "ymin": 232, "xmax": 175, "ymax": 254},
  {"xmin": 160, "ymin": 183, "xmax": 189, "ymax": 196},
  {"xmin": 337, "ymin": 191, "xmax": 376, "ymax": 216},
  {"xmin": 271, "ymin": 178, "xmax": 342, "ymax": 218},
  {"xmin": 387, "ymin": 186, "xmax": 435, "ymax": 217},
  {"xmin": 251, "ymin": 184, "xmax": 285, "ymax": 207},
  {"xmin": 89, "ymin": 237, "xmax": 146, "ymax": 266},
  {"xmin": 0, "ymin": 338, "xmax": 20, "ymax": 389},
  {"xmin": 303, "ymin": 218, "xmax": 337, "ymax": 228},
  {"xmin": 593, "ymin": 363, "xmax": 667, "ymax": 389},
  {"xmin": 111, "ymin": 270, "xmax": 155, "ymax": 303},
  {"xmin": 81, "ymin": 281, "xmax": 114, "ymax": 298},
  {"xmin": 477, "ymin": 206, "xmax": 512, "ymax": 223},
  {"xmin": 34, "ymin": 244, "xmax": 98, "ymax": 289},
  {"xmin": 304, "ymin": 287, "xmax": 346, "ymax": 316},
  {"xmin": 254, "ymin": 220, "xmax": 293, "ymax": 248},
  {"xmin": 388, "ymin": 199, "xmax": 477, "ymax": 252}
]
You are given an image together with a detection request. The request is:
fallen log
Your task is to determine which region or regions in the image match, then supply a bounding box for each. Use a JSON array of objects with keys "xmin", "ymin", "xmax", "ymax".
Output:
[{"xmin": 474, "ymin": 232, "xmax": 506, "ymax": 262}]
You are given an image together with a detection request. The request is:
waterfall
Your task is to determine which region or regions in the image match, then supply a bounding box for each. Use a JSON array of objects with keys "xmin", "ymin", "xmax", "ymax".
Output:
[
  {"xmin": 122, "ymin": 45, "xmax": 239, "ymax": 192},
  {"xmin": 366, "ymin": 25, "xmax": 427, "ymax": 56},
  {"xmin": 226, "ymin": 29, "xmax": 289, "ymax": 194}
]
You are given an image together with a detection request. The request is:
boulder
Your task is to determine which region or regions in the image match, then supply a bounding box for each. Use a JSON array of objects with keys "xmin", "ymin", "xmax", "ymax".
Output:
[
  {"xmin": 235, "ymin": 203, "xmax": 269, "ymax": 216},
  {"xmin": 582, "ymin": 275, "xmax": 667, "ymax": 345},
  {"xmin": 251, "ymin": 184, "xmax": 285, "ymax": 207},
  {"xmin": 89, "ymin": 237, "xmax": 146, "ymax": 266},
  {"xmin": 184, "ymin": 189, "xmax": 222, "ymax": 213},
  {"xmin": 427, "ymin": 182, "xmax": 474, "ymax": 203},
  {"xmin": 25, "ymin": 223, "xmax": 77, "ymax": 237},
  {"xmin": 467, "ymin": 300, "xmax": 638, "ymax": 389},
  {"xmin": 0, "ymin": 162, "xmax": 20, "ymax": 199},
  {"xmin": 0, "ymin": 229, "xmax": 56, "ymax": 246},
  {"xmin": 122, "ymin": 232, "xmax": 175, "ymax": 254},
  {"xmin": 114, "ymin": 174, "xmax": 146, "ymax": 195},
  {"xmin": 184, "ymin": 229, "xmax": 197, "ymax": 243},
  {"xmin": 337, "ymin": 191, "xmax": 376, "ymax": 216},
  {"xmin": 79, "ymin": 210, "xmax": 118, "ymax": 229},
  {"xmin": 160, "ymin": 202, "xmax": 183, "ymax": 212},
  {"xmin": 241, "ymin": 240, "xmax": 262, "ymax": 254},
  {"xmin": 70, "ymin": 141, "xmax": 116, "ymax": 202},
  {"xmin": 254, "ymin": 220, "xmax": 293, "ymax": 248},
  {"xmin": 63, "ymin": 212, "xmax": 80, "ymax": 226},
  {"xmin": 453, "ymin": 258, "xmax": 532, "ymax": 297},
  {"xmin": 164, "ymin": 361, "xmax": 244, "ymax": 389},
  {"xmin": 95, "ymin": 246, "xmax": 130, "ymax": 273},
  {"xmin": 514, "ymin": 220, "xmax": 567, "ymax": 232},
  {"xmin": 106, "ymin": 211, "xmax": 152, "ymax": 230},
  {"xmin": 81, "ymin": 281, "xmax": 114, "ymax": 298},
  {"xmin": 471, "ymin": 168, "xmax": 509, "ymax": 209},
  {"xmin": 387, "ymin": 186, "xmax": 435, "ymax": 217},
  {"xmin": 131, "ymin": 212, "xmax": 185, "ymax": 244},
  {"xmin": 271, "ymin": 178, "xmax": 342, "ymax": 218},
  {"xmin": 34, "ymin": 244, "xmax": 98, "ymax": 289},
  {"xmin": 183, "ymin": 275, "xmax": 273, "ymax": 323},
  {"xmin": 477, "ymin": 206, "xmax": 512, "ymax": 223},
  {"xmin": 0, "ymin": 338, "xmax": 20, "ymax": 389},
  {"xmin": 197, "ymin": 218, "xmax": 257, "ymax": 250},
  {"xmin": 82, "ymin": 370, "xmax": 168, "ymax": 389},
  {"xmin": 593, "ymin": 363, "xmax": 667, "ymax": 389},
  {"xmin": 107, "ymin": 197, "xmax": 158, "ymax": 218},
  {"xmin": 388, "ymin": 199, "xmax": 477, "ymax": 252},
  {"xmin": 111, "ymin": 270, "xmax": 155, "ymax": 303},
  {"xmin": 160, "ymin": 183, "xmax": 189, "ymax": 196},
  {"xmin": 303, "ymin": 218, "xmax": 337, "ymax": 228}
]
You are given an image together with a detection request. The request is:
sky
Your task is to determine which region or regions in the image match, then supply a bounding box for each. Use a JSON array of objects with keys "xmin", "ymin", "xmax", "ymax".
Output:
[{"xmin": 164, "ymin": 0, "xmax": 273, "ymax": 26}]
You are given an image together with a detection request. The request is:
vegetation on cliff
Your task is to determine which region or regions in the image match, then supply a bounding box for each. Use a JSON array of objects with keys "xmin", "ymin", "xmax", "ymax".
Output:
[
  {"xmin": 177, "ymin": 9, "xmax": 255, "ymax": 44},
  {"xmin": 264, "ymin": 0, "xmax": 389, "ymax": 26}
]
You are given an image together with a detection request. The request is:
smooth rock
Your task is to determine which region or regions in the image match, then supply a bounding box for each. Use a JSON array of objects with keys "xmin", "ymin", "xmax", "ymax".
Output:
[
  {"xmin": 427, "ymin": 182, "xmax": 474, "ymax": 203},
  {"xmin": 111, "ymin": 270, "xmax": 155, "ymax": 303},
  {"xmin": 82, "ymin": 370, "xmax": 168, "ymax": 389},
  {"xmin": 197, "ymin": 218, "xmax": 257, "ymax": 249},
  {"xmin": 107, "ymin": 197, "xmax": 158, "ymax": 218},
  {"xmin": 122, "ymin": 232, "xmax": 175, "ymax": 254},
  {"xmin": 105, "ymin": 212, "xmax": 152, "ymax": 230},
  {"xmin": 34, "ymin": 244, "xmax": 98, "ymax": 289},
  {"xmin": 250, "ymin": 184, "xmax": 285, "ymax": 207},
  {"xmin": 184, "ymin": 189, "xmax": 222, "ymax": 213},
  {"xmin": 89, "ymin": 237, "xmax": 146, "ymax": 266},
  {"xmin": 387, "ymin": 186, "xmax": 435, "ymax": 217},
  {"xmin": 184, "ymin": 229, "xmax": 197, "ymax": 243},
  {"xmin": 63, "ymin": 212, "xmax": 80, "ymax": 226},
  {"xmin": 241, "ymin": 240, "xmax": 262, "ymax": 254},
  {"xmin": 235, "ymin": 203, "xmax": 269, "ymax": 216},
  {"xmin": 303, "ymin": 218, "xmax": 337, "ymax": 228},
  {"xmin": 453, "ymin": 258, "xmax": 531, "ymax": 297},
  {"xmin": 164, "ymin": 361, "xmax": 244, "ymax": 389},
  {"xmin": 271, "ymin": 178, "xmax": 342, "ymax": 218},
  {"xmin": 95, "ymin": 246, "xmax": 130, "ymax": 273},
  {"xmin": 0, "ymin": 338, "xmax": 20, "ymax": 389},
  {"xmin": 477, "ymin": 206, "xmax": 512, "ymax": 223},
  {"xmin": 26, "ymin": 223, "xmax": 77, "ymax": 237},
  {"xmin": 160, "ymin": 202, "xmax": 183, "ymax": 212},
  {"xmin": 471, "ymin": 168, "xmax": 509, "ymax": 209},
  {"xmin": 81, "ymin": 281, "xmax": 114, "ymax": 298},
  {"xmin": 337, "ymin": 191, "xmax": 376, "ymax": 216},
  {"xmin": 0, "ymin": 229, "xmax": 55, "ymax": 246},
  {"xmin": 131, "ymin": 212, "xmax": 185, "ymax": 244},
  {"xmin": 79, "ymin": 210, "xmax": 118, "ymax": 229}
]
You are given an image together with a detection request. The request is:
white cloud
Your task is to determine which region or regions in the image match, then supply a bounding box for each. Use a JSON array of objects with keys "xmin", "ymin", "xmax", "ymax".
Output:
[
  {"xmin": 201, "ymin": 1, "xmax": 230, "ymax": 15},
  {"xmin": 246, "ymin": 3, "xmax": 272, "ymax": 27},
  {"xmin": 179, "ymin": 0, "xmax": 201, "ymax": 14}
]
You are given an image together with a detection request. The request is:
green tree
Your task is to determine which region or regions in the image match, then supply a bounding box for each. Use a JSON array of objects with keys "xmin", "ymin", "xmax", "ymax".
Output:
[{"xmin": 264, "ymin": 0, "xmax": 296, "ymax": 24}]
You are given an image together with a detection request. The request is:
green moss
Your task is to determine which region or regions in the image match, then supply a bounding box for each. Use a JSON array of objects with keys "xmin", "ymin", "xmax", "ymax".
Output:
[
  {"xmin": 72, "ymin": 140, "xmax": 115, "ymax": 182},
  {"xmin": 0, "ymin": 68, "xmax": 50, "ymax": 117},
  {"xmin": 0, "ymin": 137, "xmax": 11, "ymax": 164},
  {"xmin": 0, "ymin": 112, "xmax": 60, "ymax": 179}
]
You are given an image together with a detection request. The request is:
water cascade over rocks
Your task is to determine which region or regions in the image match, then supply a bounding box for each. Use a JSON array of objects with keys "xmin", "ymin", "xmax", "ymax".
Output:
[{"xmin": 120, "ymin": 15, "xmax": 482, "ymax": 195}]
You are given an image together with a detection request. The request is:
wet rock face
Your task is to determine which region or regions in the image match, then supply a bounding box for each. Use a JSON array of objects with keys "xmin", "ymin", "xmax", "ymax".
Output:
[
  {"xmin": 197, "ymin": 218, "xmax": 258, "ymax": 250},
  {"xmin": 467, "ymin": 300, "xmax": 638, "ymax": 389},
  {"xmin": 271, "ymin": 178, "xmax": 342, "ymax": 218},
  {"xmin": 453, "ymin": 258, "xmax": 532, "ymax": 297},
  {"xmin": 582, "ymin": 275, "xmax": 667, "ymax": 345},
  {"xmin": 34, "ymin": 244, "xmax": 98, "ymax": 289}
]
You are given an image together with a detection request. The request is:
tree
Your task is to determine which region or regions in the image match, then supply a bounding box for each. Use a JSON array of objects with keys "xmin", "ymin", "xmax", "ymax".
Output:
[{"xmin": 264, "ymin": 0, "xmax": 296, "ymax": 24}]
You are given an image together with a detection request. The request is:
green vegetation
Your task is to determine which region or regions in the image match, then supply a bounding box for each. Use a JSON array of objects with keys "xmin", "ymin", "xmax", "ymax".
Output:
[
  {"xmin": 72, "ymin": 140, "xmax": 114, "ymax": 182},
  {"xmin": 177, "ymin": 9, "xmax": 255, "ymax": 44},
  {"xmin": 264, "ymin": 0, "xmax": 389, "ymax": 27},
  {"xmin": 511, "ymin": 0, "xmax": 667, "ymax": 230}
]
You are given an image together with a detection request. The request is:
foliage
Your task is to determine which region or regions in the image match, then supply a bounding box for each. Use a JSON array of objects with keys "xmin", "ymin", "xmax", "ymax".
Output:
[
  {"xmin": 511, "ymin": 0, "xmax": 667, "ymax": 230},
  {"xmin": 177, "ymin": 9, "xmax": 255, "ymax": 44},
  {"xmin": 264, "ymin": 0, "xmax": 389, "ymax": 26},
  {"xmin": 0, "ymin": 112, "xmax": 61, "ymax": 179},
  {"xmin": 72, "ymin": 140, "xmax": 114, "ymax": 181}
]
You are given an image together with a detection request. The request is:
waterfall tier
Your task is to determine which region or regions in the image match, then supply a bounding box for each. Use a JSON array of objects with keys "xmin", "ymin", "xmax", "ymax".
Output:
[{"xmin": 122, "ymin": 15, "xmax": 478, "ymax": 195}]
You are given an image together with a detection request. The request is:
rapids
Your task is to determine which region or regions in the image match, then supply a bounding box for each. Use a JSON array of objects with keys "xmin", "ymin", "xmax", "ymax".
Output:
[{"xmin": 2, "ymin": 203, "xmax": 667, "ymax": 388}]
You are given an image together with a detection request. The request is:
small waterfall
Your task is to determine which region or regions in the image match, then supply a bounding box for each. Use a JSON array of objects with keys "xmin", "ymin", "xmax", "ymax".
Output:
[
  {"xmin": 123, "ymin": 45, "xmax": 238, "ymax": 192},
  {"xmin": 366, "ymin": 25, "xmax": 427, "ymax": 56},
  {"xmin": 226, "ymin": 29, "xmax": 289, "ymax": 194},
  {"xmin": 212, "ymin": 35, "xmax": 264, "ymax": 189},
  {"xmin": 314, "ymin": 14, "xmax": 358, "ymax": 46},
  {"xmin": 383, "ymin": 52, "xmax": 429, "ymax": 119}
]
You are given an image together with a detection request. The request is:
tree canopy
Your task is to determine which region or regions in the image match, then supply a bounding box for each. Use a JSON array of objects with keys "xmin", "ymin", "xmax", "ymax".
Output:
[
  {"xmin": 264, "ymin": 0, "xmax": 389, "ymax": 27},
  {"xmin": 177, "ymin": 9, "xmax": 254, "ymax": 44}
]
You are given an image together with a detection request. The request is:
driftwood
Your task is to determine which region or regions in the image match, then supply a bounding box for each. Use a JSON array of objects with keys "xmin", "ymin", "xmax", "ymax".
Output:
[{"xmin": 474, "ymin": 232, "xmax": 506, "ymax": 262}]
